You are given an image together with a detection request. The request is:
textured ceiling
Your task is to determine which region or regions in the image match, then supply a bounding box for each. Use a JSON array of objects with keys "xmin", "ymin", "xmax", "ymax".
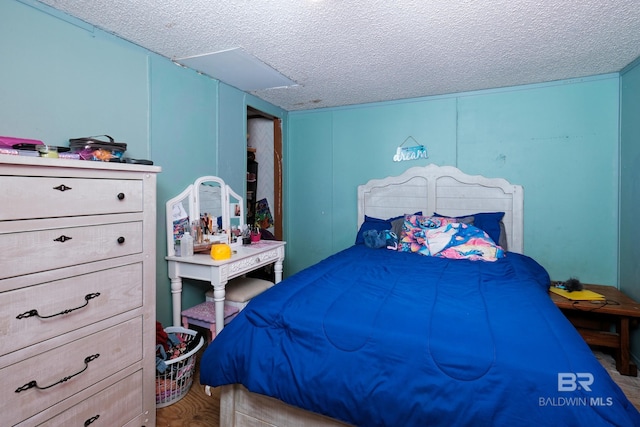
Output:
[{"xmin": 37, "ymin": 0, "xmax": 640, "ymax": 111}]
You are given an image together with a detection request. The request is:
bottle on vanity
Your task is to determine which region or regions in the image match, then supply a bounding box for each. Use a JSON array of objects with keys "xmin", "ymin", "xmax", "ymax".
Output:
[{"xmin": 180, "ymin": 231, "xmax": 194, "ymax": 257}]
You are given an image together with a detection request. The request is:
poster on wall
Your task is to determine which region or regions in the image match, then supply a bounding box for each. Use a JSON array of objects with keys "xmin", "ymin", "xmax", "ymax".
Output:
[{"xmin": 255, "ymin": 198, "xmax": 274, "ymax": 229}]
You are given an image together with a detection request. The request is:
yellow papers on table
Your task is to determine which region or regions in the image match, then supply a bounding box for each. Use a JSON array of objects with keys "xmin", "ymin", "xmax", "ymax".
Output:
[{"xmin": 550, "ymin": 286, "xmax": 605, "ymax": 301}]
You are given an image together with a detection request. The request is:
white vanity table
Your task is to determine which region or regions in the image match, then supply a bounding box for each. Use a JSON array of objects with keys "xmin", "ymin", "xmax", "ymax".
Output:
[
  {"xmin": 167, "ymin": 241, "xmax": 285, "ymax": 331},
  {"xmin": 165, "ymin": 175, "xmax": 285, "ymax": 333}
]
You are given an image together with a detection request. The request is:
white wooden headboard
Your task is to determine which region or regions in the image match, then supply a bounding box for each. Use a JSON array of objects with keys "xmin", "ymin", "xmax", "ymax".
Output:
[{"xmin": 357, "ymin": 164, "xmax": 524, "ymax": 253}]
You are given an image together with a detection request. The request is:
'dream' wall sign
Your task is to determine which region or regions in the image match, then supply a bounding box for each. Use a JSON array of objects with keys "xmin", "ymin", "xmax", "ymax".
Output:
[{"xmin": 393, "ymin": 136, "xmax": 428, "ymax": 162}]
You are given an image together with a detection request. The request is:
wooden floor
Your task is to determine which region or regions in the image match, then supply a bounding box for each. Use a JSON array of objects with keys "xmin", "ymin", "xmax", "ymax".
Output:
[
  {"xmin": 156, "ymin": 349, "xmax": 640, "ymax": 426},
  {"xmin": 594, "ymin": 350, "xmax": 640, "ymax": 410},
  {"xmin": 156, "ymin": 349, "xmax": 219, "ymax": 427}
]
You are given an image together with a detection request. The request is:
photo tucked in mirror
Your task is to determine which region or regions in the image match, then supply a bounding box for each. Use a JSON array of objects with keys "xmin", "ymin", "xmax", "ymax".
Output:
[{"xmin": 170, "ymin": 194, "xmax": 190, "ymax": 245}]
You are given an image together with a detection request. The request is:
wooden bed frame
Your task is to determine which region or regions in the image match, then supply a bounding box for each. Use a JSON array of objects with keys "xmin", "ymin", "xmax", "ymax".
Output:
[{"xmin": 217, "ymin": 164, "xmax": 524, "ymax": 426}]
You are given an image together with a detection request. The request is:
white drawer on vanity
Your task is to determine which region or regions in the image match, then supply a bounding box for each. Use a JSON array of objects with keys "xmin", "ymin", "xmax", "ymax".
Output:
[
  {"xmin": 1, "ymin": 262, "xmax": 143, "ymax": 357},
  {"xmin": 3, "ymin": 317, "xmax": 143, "ymax": 426},
  {"xmin": 226, "ymin": 246, "xmax": 284, "ymax": 277},
  {"xmin": 0, "ymin": 219, "xmax": 143, "ymax": 279},
  {"xmin": 0, "ymin": 175, "xmax": 143, "ymax": 221}
]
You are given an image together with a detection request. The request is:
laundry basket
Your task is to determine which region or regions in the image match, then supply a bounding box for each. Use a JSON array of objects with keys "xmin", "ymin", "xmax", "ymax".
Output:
[{"xmin": 156, "ymin": 326, "xmax": 204, "ymax": 408}]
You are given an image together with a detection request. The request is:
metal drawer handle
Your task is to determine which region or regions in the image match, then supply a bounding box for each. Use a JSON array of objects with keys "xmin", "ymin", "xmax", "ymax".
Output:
[
  {"xmin": 117, "ymin": 236, "xmax": 125, "ymax": 244},
  {"xmin": 117, "ymin": 192, "xmax": 125, "ymax": 200},
  {"xmin": 53, "ymin": 184, "xmax": 72, "ymax": 192},
  {"xmin": 54, "ymin": 235, "xmax": 72, "ymax": 243},
  {"xmin": 84, "ymin": 415, "xmax": 100, "ymax": 426},
  {"xmin": 15, "ymin": 354, "xmax": 100, "ymax": 393},
  {"xmin": 16, "ymin": 293, "xmax": 101, "ymax": 320}
]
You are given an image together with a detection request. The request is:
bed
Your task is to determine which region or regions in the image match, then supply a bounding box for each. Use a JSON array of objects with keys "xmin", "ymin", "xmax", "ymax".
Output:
[{"xmin": 199, "ymin": 164, "xmax": 640, "ymax": 426}]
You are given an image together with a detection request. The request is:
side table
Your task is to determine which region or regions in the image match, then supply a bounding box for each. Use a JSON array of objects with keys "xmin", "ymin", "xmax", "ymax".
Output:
[{"xmin": 549, "ymin": 283, "xmax": 640, "ymax": 376}]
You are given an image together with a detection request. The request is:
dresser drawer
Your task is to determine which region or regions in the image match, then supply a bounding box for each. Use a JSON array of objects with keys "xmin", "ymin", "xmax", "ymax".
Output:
[
  {"xmin": 3, "ymin": 317, "xmax": 143, "ymax": 426},
  {"xmin": 27, "ymin": 371, "xmax": 144, "ymax": 427},
  {"xmin": 1, "ymin": 262, "xmax": 143, "ymax": 357},
  {"xmin": 0, "ymin": 221, "xmax": 142, "ymax": 279},
  {"xmin": 0, "ymin": 176, "xmax": 143, "ymax": 221}
]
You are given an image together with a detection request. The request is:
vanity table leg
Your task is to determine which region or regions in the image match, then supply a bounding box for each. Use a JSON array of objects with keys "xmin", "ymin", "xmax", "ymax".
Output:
[
  {"xmin": 274, "ymin": 259, "xmax": 283, "ymax": 284},
  {"xmin": 212, "ymin": 282, "xmax": 227, "ymax": 334},
  {"xmin": 170, "ymin": 277, "xmax": 183, "ymax": 326}
]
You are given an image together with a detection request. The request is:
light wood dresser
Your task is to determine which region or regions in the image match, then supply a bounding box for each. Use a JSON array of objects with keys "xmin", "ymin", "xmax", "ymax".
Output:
[{"xmin": 0, "ymin": 156, "xmax": 160, "ymax": 426}]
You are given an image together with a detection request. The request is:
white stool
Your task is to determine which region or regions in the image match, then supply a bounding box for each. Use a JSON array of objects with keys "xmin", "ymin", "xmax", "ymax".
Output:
[{"xmin": 207, "ymin": 276, "xmax": 274, "ymax": 311}]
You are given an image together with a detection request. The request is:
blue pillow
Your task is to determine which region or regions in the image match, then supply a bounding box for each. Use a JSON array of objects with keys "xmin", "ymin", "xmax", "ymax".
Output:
[
  {"xmin": 355, "ymin": 213, "xmax": 421, "ymax": 245},
  {"xmin": 472, "ymin": 212, "xmax": 505, "ymax": 245},
  {"xmin": 433, "ymin": 211, "xmax": 505, "ymax": 246}
]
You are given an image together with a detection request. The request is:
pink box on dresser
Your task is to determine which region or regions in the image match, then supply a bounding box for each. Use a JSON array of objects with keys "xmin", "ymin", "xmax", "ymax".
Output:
[{"xmin": 0, "ymin": 136, "xmax": 44, "ymax": 148}]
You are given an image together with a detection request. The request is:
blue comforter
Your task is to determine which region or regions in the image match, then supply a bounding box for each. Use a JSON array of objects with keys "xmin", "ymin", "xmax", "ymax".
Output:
[{"xmin": 200, "ymin": 246, "xmax": 640, "ymax": 426}]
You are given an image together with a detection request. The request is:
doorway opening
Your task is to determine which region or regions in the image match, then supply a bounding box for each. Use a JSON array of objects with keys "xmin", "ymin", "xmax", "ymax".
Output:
[{"xmin": 246, "ymin": 106, "xmax": 283, "ymax": 241}]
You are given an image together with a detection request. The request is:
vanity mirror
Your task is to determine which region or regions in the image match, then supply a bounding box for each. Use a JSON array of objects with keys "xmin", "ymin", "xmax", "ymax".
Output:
[{"xmin": 166, "ymin": 175, "xmax": 245, "ymax": 256}]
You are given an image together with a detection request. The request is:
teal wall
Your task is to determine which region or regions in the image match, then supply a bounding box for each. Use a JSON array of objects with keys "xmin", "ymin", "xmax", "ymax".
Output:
[
  {"xmin": 287, "ymin": 75, "xmax": 620, "ymax": 286},
  {"xmin": 456, "ymin": 79, "xmax": 619, "ymax": 284},
  {"xmin": 0, "ymin": 0, "xmax": 149, "ymax": 156},
  {"xmin": 620, "ymin": 58, "xmax": 640, "ymax": 358},
  {"xmin": 0, "ymin": 0, "xmax": 287, "ymax": 326},
  {"xmin": 149, "ymin": 56, "xmax": 219, "ymax": 323}
]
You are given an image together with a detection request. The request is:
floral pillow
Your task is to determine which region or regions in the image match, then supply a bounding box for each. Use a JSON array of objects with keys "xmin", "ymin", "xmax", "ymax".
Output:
[
  {"xmin": 399, "ymin": 215, "xmax": 505, "ymax": 261},
  {"xmin": 398, "ymin": 215, "xmax": 458, "ymax": 255},
  {"xmin": 434, "ymin": 223, "xmax": 504, "ymax": 261},
  {"xmin": 433, "ymin": 211, "xmax": 507, "ymax": 250}
]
